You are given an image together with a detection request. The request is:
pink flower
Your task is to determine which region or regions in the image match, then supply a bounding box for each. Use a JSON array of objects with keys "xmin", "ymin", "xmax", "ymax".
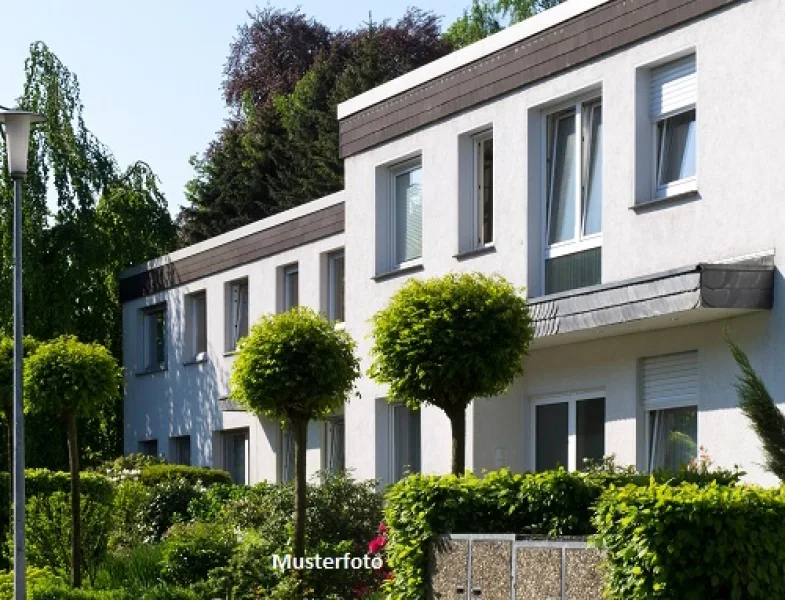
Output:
[
  {"xmin": 378, "ymin": 522, "xmax": 388, "ymax": 534},
  {"xmin": 368, "ymin": 535, "xmax": 387, "ymax": 554}
]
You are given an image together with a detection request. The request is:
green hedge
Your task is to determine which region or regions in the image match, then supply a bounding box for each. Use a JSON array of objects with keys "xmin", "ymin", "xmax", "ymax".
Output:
[
  {"xmin": 138, "ymin": 465, "xmax": 232, "ymax": 487},
  {"xmin": 593, "ymin": 482, "xmax": 785, "ymax": 599},
  {"xmin": 383, "ymin": 468, "xmax": 742, "ymax": 600},
  {"xmin": 29, "ymin": 585, "xmax": 197, "ymax": 600},
  {"xmin": 0, "ymin": 469, "xmax": 114, "ymax": 503}
]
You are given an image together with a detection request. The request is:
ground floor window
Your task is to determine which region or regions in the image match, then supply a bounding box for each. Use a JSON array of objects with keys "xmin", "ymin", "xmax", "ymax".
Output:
[
  {"xmin": 648, "ymin": 406, "xmax": 697, "ymax": 471},
  {"xmin": 533, "ymin": 394, "xmax": 605, "ymax": 471},
  {"xmin": 138, "ymin": 439, "xmax": 158, "ymax": 457},
  {"xmin": 390, "ymin": 403, "xmax": 421, "ymax": 483},
  {"xmin": 642, "ymin": 351, "xmax": 699, "ymax": 472},
  {"xmin": 324, "ymin": 417, "xmax": 345, "ymax": 474},
  {"xmin": 221, "ymin": 428, "xmax": 249, "ymax": 485},
  {"xmin": 279, "ymin": 425, "xmax": 295, "ymax": 483},
  {"xmin": 169, "ymin": 435, "xmax": 191, "ymax": 465}
]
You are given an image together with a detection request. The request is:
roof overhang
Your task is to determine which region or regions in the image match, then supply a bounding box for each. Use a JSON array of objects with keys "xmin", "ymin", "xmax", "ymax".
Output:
[{"xmin": 528, "ymin": 261, "xmax": 774, "ymax": 349}]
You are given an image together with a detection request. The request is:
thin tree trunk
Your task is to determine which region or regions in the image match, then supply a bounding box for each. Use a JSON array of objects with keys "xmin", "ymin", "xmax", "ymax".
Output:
[
  {"xmin": 66, "ymin": 410, "xmax": 81, "ymax": 588},
  {"xmin": 292, "ymin": 417, "xmax": 308, "ymax": 560},
  {"xmin": 447, "ymin": 405, "xmax": 466, "ymax": 476}
]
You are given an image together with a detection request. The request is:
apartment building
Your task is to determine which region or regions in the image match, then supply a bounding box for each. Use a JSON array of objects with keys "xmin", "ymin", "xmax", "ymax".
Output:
[{"xmin": 121, "ymin": 0, "xmax": 785, "ymax": 486}]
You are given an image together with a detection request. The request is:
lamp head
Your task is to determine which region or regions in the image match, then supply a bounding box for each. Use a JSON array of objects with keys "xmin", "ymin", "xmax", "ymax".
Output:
[{"xmin": 0, "ymin": 110, "xmax": 46, "ymax": 178}]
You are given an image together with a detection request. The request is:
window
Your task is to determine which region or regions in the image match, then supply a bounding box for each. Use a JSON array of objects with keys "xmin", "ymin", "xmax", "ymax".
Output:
[
  {"xmin": 642, "ymin": 351, "xmax": 698, "ymax": 471},
  {"xmin": 651, "ymin": 55, "xmax": 697, "ymax": 199},
  {"xmin": 392, "ymin": 161, "xmax": 423, "ymax": 266},
  {"xmin": 533, "ymin": 394, "xmax": 605, "ymax": 471},
  {"xmin": 324, "ymin": 417, "xmax": 345, "ymax": 474},
  {"xmin": 142, "ymin": 305, "xmax": 166, "ymax": 371},
  {"xmin": 279, "ymin": 425, "xmax": 295, "ymax": 483},
  {"xmin": 327, "ymin": 251, "xmax": 345, "ymax": 322},
  {"xmin": 138, "ymin": 439, "xmax": 158, "ymax": 456},
  {"xmin": 282, "ymin": 264, "xmax": 299, "ymax": 312},
  {"xmin": 226, "ymin": 279, "xmax": 249, "ymax": 352},
  {"xmin": 170, "ymin": 435, "xmax": 191, "ymax": 465},
  {"xmin": 221, "ymin": 429, "xmax": 249, "ymax": 485},
  {"xmin": 187, "ymin": 292, "xmax": 207, "ymax": 361},
  {"xmin": 545, "ymin": 98, "xmax": 602, "ymax": 294},
  {"xmin": 474, "ymin": 132, "xmax": 493, "ymax": 247},
  {"xmin": 389, "ymin": 403, "xmax": 421, "ymax": 483}
]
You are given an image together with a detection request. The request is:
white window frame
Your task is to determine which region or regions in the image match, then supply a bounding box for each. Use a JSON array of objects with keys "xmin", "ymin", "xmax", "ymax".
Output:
[
  {"xmin": 542, "ymin": 97, "xmax": 603, "ymax": 262},
  {"xmin": 473, "ymin": 130, "xmax": 494, "ymax": 248},
  {"xmin": 530, "ymin": 389, "xmax": 605, "ymax": 472},
  {"xmin": 388, "ymin": 402, "xmax": 421, "ymax": 483},
  {"xmin": 226, "ymin": 279, "xmax": 249, "ymax": 352},
  {"xmin": 389, "ymin": 159, "xmax": 423, "ymax": 269},
  {"xmin": 327, "ymin": 250, "xmax": 345, "ymax": 323},
  {"xmin": 141, "ymin": 304, "xmax": 166, "ymax": 372},
  {"xmin": 187, "ymin": 291, "xmax": 207, "ymax": 362},
  {"xmin": 652, "ymin": 106, "xmax": 697, "ymax": 199},
  {"xmin": 282, "ymin": 264, "xmax": 299, "ymax": 312}
]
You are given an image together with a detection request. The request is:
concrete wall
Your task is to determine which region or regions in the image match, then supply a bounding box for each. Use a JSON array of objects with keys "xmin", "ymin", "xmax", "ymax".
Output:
[{"xmin": 342, "ymin": 0, "xmax": 785, "ymax": 485}]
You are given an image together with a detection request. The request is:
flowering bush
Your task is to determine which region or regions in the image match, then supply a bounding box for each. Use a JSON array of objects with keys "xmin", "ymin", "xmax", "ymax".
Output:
[{"xmin": 354, "ymin": 523, "xmax": 392, "ymax": 598}]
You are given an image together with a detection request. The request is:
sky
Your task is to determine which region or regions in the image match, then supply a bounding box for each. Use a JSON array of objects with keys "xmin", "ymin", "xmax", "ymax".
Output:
[{"xmin": 1, "ymin": 1, "xmax": 465, "ymax": 216}]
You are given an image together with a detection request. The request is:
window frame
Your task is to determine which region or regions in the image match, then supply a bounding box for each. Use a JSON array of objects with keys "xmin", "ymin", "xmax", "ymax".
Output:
[
  {"xmin": 187, "ymin": 291, "xmax": 207, "ymax": 362},
  {"xmin": 530, "ymin": 389, "xmax": 606, "ymax": 472},
  {"xmin": 278, "ymin": 424, "xmax": 295, "ymax": 483},
  {"xmin": 323, "ymin": 416, "xmax": 346, "ymax": 475},
  {"xmin": 652, "ymin": 106, "xmax": 697, "ymax": 199},
  {"xmin": 282, "ymin": 264, "xmax": 299, "ymax": 312},
  {"xmin": 170, "ymin": 435, "xmax": 191, "ymax": 466},
  {"xmin": 138, "ymin": 439, "xmax": 158, "ymax": 457},
  {"xmin": 225, "ymin": 278, "xmax": 249, "ymax": 353},
  {"xmin": 472, "ymin": 130, "xmax": 494, "ymax": 248},
  {"xmin": 141, "ymin": 304, "xmax": 167, "ymax": 373},
  {"xmin": 389, "ymin": 159, "xmax": 423, "ymax": 269},
  {"xmin": 221, "ymin": 428, "xmax": 249, "ymax": 485},
  {"xmin": 388, "ymin": 402, "xmax": 421, "ymax": 484},
  {"xmin": 326, "ymin": 250, "xmax": 345, "ymax": 323}
]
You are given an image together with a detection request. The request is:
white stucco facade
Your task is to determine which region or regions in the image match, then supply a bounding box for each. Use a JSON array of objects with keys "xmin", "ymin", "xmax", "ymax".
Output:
[{"xmin": 122, "ymin": 0, "xmax": 785, "ymax": 486}]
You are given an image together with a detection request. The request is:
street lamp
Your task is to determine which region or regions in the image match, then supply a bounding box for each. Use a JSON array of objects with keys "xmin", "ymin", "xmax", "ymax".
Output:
[{"xmin": 0, "ymin": 108, "xmax": 46, "ymax": 600}]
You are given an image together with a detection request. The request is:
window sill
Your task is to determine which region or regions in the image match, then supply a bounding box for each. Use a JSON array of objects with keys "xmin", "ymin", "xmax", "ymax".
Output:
[
  {"xmin": 223, "ymin": 350, "xmax": 240, "ymax": 357},
  {"xmin": 632, "ymin": 188, "xmax": 699, "ymax": 212},
  {"xmin": 373, "ymin": 262, "xmax": 424, "ymax": 282},
  {"xmin": 135, "ymin": 366, "xmax": 168, "ymax": 377},
  {"xmin": 183, "ymin": 355, "xmax": 208, "ymax": 367},
  {"xmin": 454, "ymin": 244, "xmax": 496, "ymax": 261}
]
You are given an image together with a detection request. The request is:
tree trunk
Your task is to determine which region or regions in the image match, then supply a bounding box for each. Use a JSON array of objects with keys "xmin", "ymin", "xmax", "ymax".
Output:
[
  {"xmin": 66, "ymin": 410, "xmax": 82, "ymax": 588},
  {"xmin": 292, "ymin": 417, "xmax": 308, "ymax": 560},
  {"xmin": 447, "ymin": 405, "xmax": 466, "ymax": 476}
]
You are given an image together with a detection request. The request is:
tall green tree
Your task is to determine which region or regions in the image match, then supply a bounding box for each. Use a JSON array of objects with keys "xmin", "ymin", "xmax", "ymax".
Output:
[
  {"xmin": 230, "ymin": 307, "xmax": 359, "ymax": 562},
  {"xmin": 443, "ymin": 0, "xmax": 503, "ymax": 49},
  {"xmin": 729, "ymin": 340, "xmax": 785, "ymax": 480},
  {"xmin": 24, "ymin": 336, "xmax": 121, "ymax": 587},
  {"xmin": 369, "ymin": 274, "xmax": 533, "ymax": 475},
  {"xmin": 0, "ymin": 43, "xmax": 176, "ymax": 469}
]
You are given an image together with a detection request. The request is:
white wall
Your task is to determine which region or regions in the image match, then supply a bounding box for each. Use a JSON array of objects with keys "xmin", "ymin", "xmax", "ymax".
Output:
[
  {"xmin": 122, "ymin": 220, "xmax": 345, "ymax": 484},
  {"xmin": 342, "ymin": 0, "xmax": 785, "ymax": 484}
]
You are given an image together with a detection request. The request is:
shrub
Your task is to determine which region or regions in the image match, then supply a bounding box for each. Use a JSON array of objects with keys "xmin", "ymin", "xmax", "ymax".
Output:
[
  {"xmin": 96, "ymin": 453, "xmax": 166, "ymax": 484},
  {"xmin": 0, "ymin": 566, "xmax": 64, "ymax": 598},
  {"xmin": 93, "ymin": 544, "xmax": 164, "ymax": 591},
  {"xmin": 0, "ymin": 469, "xmax": 114, "ymax": 504},
  {"xmin": 593, "ymin": 481, "xmax": 785, "ymax": 600},
  {"xmin": 160, "ymin": 522, "xmax": 237, "ymax": 586},
  {"xmin": 383, "ymin": 466, "xmax": 741, "ymax": 600},
  {"xmin": 143, "ymin": 479, "xmax": 204, "ymax": 541},
  {"xmin": 25, "ymin": 490, "xmax": 113, "ymax": 585},
  {"xmin": 109, "ymin": 480, "xmax": 152, "ymax": 550},
  {"xmin": 139, "ymin": 464, "xmax": 232, "ymax": 487},
  {"xmin": 28, "ymin": 585, "xmax": 196, "ymax": 600}
]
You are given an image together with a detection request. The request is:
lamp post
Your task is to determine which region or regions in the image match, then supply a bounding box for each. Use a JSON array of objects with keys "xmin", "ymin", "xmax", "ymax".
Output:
[{"xmin": 0, "ymin": 108, "xmax": 46, "ymax": 600}]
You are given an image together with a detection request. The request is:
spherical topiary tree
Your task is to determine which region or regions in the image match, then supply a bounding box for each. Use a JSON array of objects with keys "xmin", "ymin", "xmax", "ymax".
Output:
[
  {"xmin": 370, "ymin": 273, "xmax": 533, "ymax": 475},
  {"xmin": 24, "ymin": 336, "xmax": 121, "ymax": 587},
  {"xmin": 0, "ymin": 335, "xmax": 38, "ymax": 496},
  {"xmin": 230, "ymin": 307, "xmax": 359, "ymax": 559}
]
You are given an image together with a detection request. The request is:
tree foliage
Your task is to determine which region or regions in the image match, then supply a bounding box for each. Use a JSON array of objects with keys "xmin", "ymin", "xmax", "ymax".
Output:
[
  {"xmin": 230, "ymin": 307, "xmax": 359, "ymax": 561},
  {"xmin": 729, "ymin": 340, "xmax": 785, "ymax": 481},
  {"xmin": 443, "ymin": 0, "xmax": 503, "ymax": 49},
  {"xmin": 369, "ymin": 273, "xmax": 533, "ymax": 474}
]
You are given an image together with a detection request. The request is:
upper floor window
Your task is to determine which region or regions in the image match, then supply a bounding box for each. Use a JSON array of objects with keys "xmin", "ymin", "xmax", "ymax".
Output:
[
  {"xmin": 327, "ymin": 251, "xmax": 345, "ymax": 322},
  {"xmin": 226, "ymin": 279, "xmax": 248, "ymax": 352},
  {"xmin": 651, "ymin": 55, "xmax": 697, "ymax": 198},
  {"xmin": 474, "ymin": 132, "xmax": 494, "ymax": 247},
  {"xmin": 544, "ymin": 97, "xmax": 602, "ymax": 294},
  {"xmin": 142, "ymin": 304, "xmax": 166, "ymax": 372},
  {"xmin": 392, "ymin": 161, "xmax": 422, "ymax": 266},
  {"xmin": 186, "ymin": 291, "xmax": 207, "ymax": 361},
  {"xmin": 282, "ymin": 264, "xmax": 299, "ymax": 312}
]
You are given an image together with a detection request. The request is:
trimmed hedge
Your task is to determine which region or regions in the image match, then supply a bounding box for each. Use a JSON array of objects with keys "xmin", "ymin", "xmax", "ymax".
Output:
[
  {"xmin": 0, "ymin": 469, "xmax": 114, "ymax": 503},
  {"xmin": 138, "ymin": 465, "xmax": 232, "ymax": 487},
  {"xmin": 29, "ymin": 585, "xmax": 197, "ymax": 600},
  {"xmin": 383, "ymin": 468, "xmax": 742, "ymax": 600},
  {"xmin": 593, "ymin": 482, "xmax": 785, "ymax": 600}
]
